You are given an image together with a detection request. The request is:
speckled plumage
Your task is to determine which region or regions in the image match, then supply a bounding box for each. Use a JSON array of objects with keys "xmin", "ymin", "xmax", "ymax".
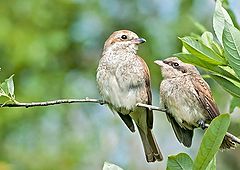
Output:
[
  {"xmin": 96, "ymin": 30, "xmax": 163, "ymax": 162},
  {"xmin": 160, "ymin": 75, "xmax": 206, "ymax": 129},
  {"xmin": 97, "ymin": 52, "xmax": 148, "ymax": 111},
  {"xmin": 155, "ymin": 57, "xmax": 236, "ymax": 149}
]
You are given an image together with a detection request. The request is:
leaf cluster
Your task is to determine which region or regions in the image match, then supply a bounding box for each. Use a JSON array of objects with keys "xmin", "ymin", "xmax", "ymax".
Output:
[
  {"xmin": 175, "ymin": 0, "xmax": 240, "ymax": 113},
  {"xmin": 165, "ymin": 1, "xmax": 239, "ymax": 169}
]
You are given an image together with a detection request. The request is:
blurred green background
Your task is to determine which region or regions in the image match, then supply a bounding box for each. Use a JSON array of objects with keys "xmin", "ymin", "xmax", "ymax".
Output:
[{"xmin": 0, "ymin": 0, "xmax": 240, "ymax": 169}]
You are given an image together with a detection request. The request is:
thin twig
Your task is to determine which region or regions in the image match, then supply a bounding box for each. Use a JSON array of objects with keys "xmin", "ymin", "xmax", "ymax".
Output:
[
  {"xmin": 0, "ymin": 98, "xmax": 106, "ymax": 108},
  {"xmin": 0, "ymin": 98, "xmax": 166, "ymax": 112},
  {"xmin": 136, "ymin": 103, "xmax": 166, "ymax": 112},
  {"xmin": 1, "ymin": 97, "xmax": 239, "ymax": 145}
]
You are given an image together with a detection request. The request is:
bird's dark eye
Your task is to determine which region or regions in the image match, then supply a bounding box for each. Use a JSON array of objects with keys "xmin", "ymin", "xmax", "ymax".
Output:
[
  {"xmin": 121, "ymin": 35, "xmax": 128, "ymax": 40},
  {"xmin": 172, "ymin": 63, "xmax": 179, "ymax": 67}
]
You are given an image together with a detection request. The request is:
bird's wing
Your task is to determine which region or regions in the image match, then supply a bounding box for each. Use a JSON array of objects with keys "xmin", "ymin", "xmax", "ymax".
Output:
[
  {"xmin": 137, "ymin": 56, "xmax": 153, "ymax": 129},
  {"xmin": 107, "ymin": 103, "xmax": 135, "ymax": 132},
  {"xmin": 190, "ymin": 74, "xmax": 236, "ymax": 149},
  {"xmin": 191, "ymin": 74, "xmax": 220, "ymax": 119},
  {"xmin": 165, "ymin": 109, "xmax": 193, "ymax": 147},
  {"xmin": 117, "ymin": 112, "xmax": 135, "ymax": 132}
]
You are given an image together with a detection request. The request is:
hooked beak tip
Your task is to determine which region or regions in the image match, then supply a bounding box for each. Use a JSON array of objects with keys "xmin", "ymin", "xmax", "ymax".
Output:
[{"xmin": 132, "ymin": 37, "xmax": 146, "ymax": 44}]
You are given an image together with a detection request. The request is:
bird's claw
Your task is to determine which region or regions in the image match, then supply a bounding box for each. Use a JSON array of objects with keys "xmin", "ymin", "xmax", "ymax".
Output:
[{"xmin": 197, "ymin": 120, "xmax": 206, "ymax": 129}]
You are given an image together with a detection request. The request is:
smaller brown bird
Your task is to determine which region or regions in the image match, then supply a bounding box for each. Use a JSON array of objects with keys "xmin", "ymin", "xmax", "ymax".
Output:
[
  {"xmin": 155, "ymin": 57, "xmax": 236, "ymax": 149},
  {"xmin": 97, "ymin": 30, "xmax": 163, "ymax": 162}
]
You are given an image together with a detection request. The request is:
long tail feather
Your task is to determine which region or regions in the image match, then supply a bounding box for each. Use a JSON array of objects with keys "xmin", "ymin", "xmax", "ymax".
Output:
[{"xmin": 137, "ymin": 126, "xmax": 163, "ymax": 162}]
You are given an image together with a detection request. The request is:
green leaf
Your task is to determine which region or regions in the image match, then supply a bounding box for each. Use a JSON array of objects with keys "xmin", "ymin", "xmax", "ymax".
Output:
[
  {"xmin": 211, "ymin": 41, "xmax": 223, "ymax": 56},
  {"xmin": 175, "ymin": 53, "xmax": 239, "ymax": 82},
  {"xmin": 167, "ymin": 153, "xmax": 193, "ymax": 170},
  {"xmin": 0, "ymin": 81, "xmax": 8, "ymax": 95},
  {"xmin": 205, "ymin": 155, "xmax": 216, "ymax": 170},
  {"xmin": 6, "ymin": 74, "xmax": 15, "ymax": 98},
  {"xmin": 219, "ymin": 65, "xmax": 239, "ymax": 78},
  {"xmin": 223, "ymin": 23, "xmax": 240, "ymax": 78},
  {"xmin": 201, "ymin": 32, "xmax": 214, "ymax": 48},
  {"xmin": 210, "ymin": 74, "xmax": 240, "ymax": 98},
  {"xmin": 0, "ymin": 89, "xmax": 6, "ymax": 97},
  {"xmin": 193, "ymin": 114, "xmax": 230, "ymax": 170},
  {"xmin": 0, "ymin": 75, "xmax": 16, "ymax": 100},
  {"xmin": 213, "ymin": 0, "xmax": 233, "ymax": 45},
  {"xmin": 179, "ymin": 37, "xmax": 226, "ymax": 65},
  {"xmin": 230, "ymin": 97, "xmax": 240, "ymax": 113},
  {"xmin": 201, "ymin": 32, "xmax": 223, "ymax": 55},
  {"xmin": 102, "ymin": 162, "xmax": 123, "ymax": 170}
]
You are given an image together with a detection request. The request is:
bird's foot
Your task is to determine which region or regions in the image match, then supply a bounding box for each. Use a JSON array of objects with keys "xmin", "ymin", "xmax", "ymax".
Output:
[{"xmin": 197, "ymin": 119, "xmax": 206, "ymax": 129}]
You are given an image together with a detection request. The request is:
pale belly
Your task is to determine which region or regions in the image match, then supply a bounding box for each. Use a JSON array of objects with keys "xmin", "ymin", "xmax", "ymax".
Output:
[
  {"xmin": 97, "ymin": 74, "xmax": 140, "ymax": 113},
  {"xmin": 161, "ymin": 80, "xmax": 206, "ymax": 129}
]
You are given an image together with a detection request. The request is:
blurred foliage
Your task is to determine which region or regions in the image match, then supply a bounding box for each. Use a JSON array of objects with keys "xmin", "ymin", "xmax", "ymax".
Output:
[{"xmin": 0, "ymin": 0, "xmax": 240, "ymax": 170}]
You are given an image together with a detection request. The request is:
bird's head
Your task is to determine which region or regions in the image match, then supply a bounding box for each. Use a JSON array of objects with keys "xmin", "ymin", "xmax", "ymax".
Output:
[
  {"xmin": 103, "ymin": 30, "xmax": 146, "ymax": 54},
  {"xmin": 154, "ymin": 57, "xmax": 198, "ymax": 79}
]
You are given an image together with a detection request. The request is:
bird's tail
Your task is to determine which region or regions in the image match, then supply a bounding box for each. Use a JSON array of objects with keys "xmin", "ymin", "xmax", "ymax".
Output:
[
  {"xmin": 137, "ymin": 126, "xmax": 163, "ymax": 162},
  {"xmin": 220, "ymin": 135, "xmax": 237, "ymax": 149}
]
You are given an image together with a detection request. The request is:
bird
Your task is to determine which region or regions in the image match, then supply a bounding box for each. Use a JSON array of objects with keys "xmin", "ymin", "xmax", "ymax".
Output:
[
  {"xmin": 96, "ymin": 30, "xmax": 163, "ymax": 162},
  {"xmin": 154, "ymin": 57, "xmax": 236, "ymax": 149}
]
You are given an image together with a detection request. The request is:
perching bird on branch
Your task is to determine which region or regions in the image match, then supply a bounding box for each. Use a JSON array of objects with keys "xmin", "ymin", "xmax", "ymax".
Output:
[
  {"xmin": 96, "ymin": 30, "xmax": 163, "ymax": 162},
  {"xmin": 155, "ymin": 57, "xmax": 236, "ymax": 149}
]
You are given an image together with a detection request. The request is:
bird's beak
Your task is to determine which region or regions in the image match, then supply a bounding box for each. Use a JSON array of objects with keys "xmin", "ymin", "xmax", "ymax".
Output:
[
  {"xmin": 131, "ymin": 38, "xmax": 146, "ymax": 44},
  {"xmin": 154, "ymin": 60, "xmax": 164, "ymax": 67}
]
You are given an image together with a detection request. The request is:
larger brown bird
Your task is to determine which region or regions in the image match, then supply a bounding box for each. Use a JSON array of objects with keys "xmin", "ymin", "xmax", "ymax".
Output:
[
  {"xmin": 96, "ymin": 30, "xmax": 163, "ymax": 162},
  {"xmin": 155, "ymin": 57, "xmax": 236, "ymax": 149}
]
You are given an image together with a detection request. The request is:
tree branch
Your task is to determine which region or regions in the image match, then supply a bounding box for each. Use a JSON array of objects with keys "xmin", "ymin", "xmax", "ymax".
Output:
[
  {"xmin": 1, "ymin": 98, "xmax": 106, "ymax": 108},
  {"xmin": 136, "ymin": 103, "xmax": 166, "ymax": 112},
  {"xmin": 1, "ymin": 97, "xmax": 239, "ymax": 145},
  {"xmin": 0, "ymin": 97, "xmax": 166, "ymax": 112}
]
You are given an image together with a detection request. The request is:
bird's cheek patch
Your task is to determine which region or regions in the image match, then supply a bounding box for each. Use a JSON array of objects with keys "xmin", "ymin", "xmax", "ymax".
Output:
[{"xmin": 110, "ymin": 39, "xmax": 118, "ymax": 45}]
